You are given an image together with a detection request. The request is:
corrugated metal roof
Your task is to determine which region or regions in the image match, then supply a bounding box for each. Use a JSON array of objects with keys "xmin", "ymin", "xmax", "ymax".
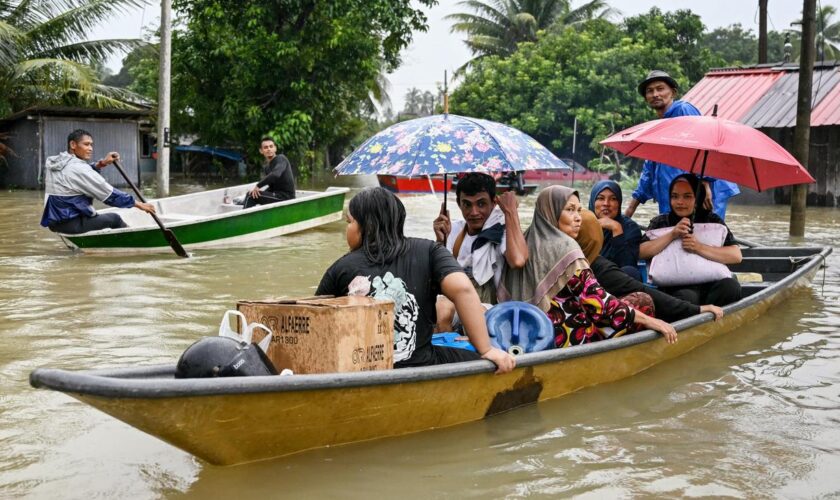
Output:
[
  {"xmin": 741, "ymin": 67, "xmax": 840, "ymax": 128},
  {"xmin": 683, "ymin": 69, "xmax": 782, "ymax": 121},
  {"xmin": 0, "ymin": 105, "xmax": 151, "ymax": 125},
  {"xmin": 811, "ymin": 73, "xmax": 840, "ymax": 126},
  {"xmin": 683, "ymin": 62, "xmax": 840, "ymax": 128}
]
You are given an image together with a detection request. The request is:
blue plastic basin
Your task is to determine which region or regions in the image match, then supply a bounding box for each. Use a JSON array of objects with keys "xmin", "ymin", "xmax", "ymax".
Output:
[{"xmin": 485, "ymin": 301, "xmax": 554, "ymax": 354}]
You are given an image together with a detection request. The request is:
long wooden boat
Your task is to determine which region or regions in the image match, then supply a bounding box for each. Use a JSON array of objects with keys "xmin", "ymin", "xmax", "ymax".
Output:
[
  {"xmin": 30, "ymin": 244, "xmax": 831, "ymax": 465},
  {"xmin": 55, "ymin": 185, "xmax": 350, "ymax": 254}
]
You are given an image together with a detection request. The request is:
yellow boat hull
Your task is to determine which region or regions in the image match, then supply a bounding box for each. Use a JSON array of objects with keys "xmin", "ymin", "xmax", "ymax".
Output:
[{"xmin": 31, "ymin": 245, "xmax": 830, "ymax": 465}]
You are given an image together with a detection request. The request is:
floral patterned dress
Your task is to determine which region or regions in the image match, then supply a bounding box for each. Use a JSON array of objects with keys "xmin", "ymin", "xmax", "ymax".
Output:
[{"xmin": 548, "ymin": 268, "xmax": 638, "ymax": 348}]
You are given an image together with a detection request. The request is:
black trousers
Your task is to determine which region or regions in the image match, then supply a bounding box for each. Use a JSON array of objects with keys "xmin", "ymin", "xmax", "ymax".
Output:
[
  {"xmin": 395, "ymin": 345, "xmax": 481, "ymax": 369},
  {"xmin": 243, "ymin": 191, "xmax": 293, "ymax": 209},
  {"xmin": 48, "ymin": 213, "xmax": 127, "ymax": 234},
  {"xmin": 591, "ymin": 257, "xmax": 700, "ymax": 322},
  {"xmin": 431, "ymin": 345, "xmax": 481, "ymax": 364},
  {"xmin": 661, "ymin": 277, "xmax": 742, "ymax": 307}
]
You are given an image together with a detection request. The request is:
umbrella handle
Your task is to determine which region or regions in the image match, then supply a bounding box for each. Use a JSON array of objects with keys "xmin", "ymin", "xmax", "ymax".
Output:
[
  {"xmin": 442, "ymin": 173, "xmax": 448, "ymax": 213},
  {"xmin": 690, "ymin": 149, "xmax": 711, "ymax": 231}
]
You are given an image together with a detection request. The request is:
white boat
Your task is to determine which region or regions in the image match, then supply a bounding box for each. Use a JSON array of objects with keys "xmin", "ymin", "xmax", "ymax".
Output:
[{"xmin": 55, "ymin": 185, "xmax": 350, "ymax": 254}]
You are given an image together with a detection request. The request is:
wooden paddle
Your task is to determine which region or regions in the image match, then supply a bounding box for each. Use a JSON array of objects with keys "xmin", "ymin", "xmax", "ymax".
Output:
[{"xmin": 111, "ymin": 160, "xmax": 189, "ymax": 258}]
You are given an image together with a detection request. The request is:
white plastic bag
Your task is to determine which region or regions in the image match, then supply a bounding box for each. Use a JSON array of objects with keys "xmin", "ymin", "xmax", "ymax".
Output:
[
  {"xmin": 646, "ymin": 223, "xmax": 733, "ymax": 287},
  {"xmin": 218, "ymin": 310, "xmax": 273, "ymax": 353}
]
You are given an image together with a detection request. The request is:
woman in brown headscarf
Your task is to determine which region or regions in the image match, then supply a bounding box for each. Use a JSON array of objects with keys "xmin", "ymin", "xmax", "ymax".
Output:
[
  {"xmin": 499, "ymin": 186, "xmax": 676, "ymax": 348},
  {"xmin": 576, "ymin": 209, "xmax": 655, "ymax": 317}
]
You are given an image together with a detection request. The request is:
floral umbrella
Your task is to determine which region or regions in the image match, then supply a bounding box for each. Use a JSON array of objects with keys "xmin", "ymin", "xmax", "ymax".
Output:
[{"xmin": 334, "ymin": 114, "xmax": 569, "ymax": 177}]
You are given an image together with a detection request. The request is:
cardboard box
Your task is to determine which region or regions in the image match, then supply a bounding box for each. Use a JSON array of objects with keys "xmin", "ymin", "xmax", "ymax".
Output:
[{"xmin": 236, "ymin": 296, "xmax": 394, "ymax": 374}]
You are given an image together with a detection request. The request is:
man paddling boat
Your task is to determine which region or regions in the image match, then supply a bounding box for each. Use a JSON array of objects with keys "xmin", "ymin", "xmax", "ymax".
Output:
[{"xmin": 40, "ymin": 129, "xmax": 155, "ymax": 234}]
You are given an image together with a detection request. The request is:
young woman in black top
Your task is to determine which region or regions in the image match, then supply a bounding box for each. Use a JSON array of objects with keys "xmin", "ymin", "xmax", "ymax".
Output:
[
  {"xmin": 317, "ymin": 187, "xmax": 515, "ymax": 373},
  {"xmin": 640, "ymin": 174, "xmax": 742, "ymax": 306}
]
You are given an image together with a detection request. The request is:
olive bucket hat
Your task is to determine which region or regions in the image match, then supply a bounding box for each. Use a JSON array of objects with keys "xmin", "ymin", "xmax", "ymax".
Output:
[{"xmin": 638, "ymin": 70, "xmax": 678, "ymax": 96}]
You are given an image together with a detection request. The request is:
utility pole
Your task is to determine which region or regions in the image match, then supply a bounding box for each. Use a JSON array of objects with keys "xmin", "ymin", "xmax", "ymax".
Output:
[
  {"xmin": 571, "ymin": 116, "xmax": 577, "ymax": 187},
  {"xmin": 758, "ymin": 0, "xmax": 768, "ymax": 63},
  {"xmin": 443, "ymin": 70, "xmax": 449, "ymax": 114},
  {"xmin": 790, "ymin": 0, "xmax": 816, "ymax": 237},
  {"xmin": 156, "ymin": 0, "xmax": 172, "ymax": 197}
]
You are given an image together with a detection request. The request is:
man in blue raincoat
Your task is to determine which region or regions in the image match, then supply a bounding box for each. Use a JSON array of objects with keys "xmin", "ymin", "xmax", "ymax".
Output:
[{"xmin": 624, "ymin": 70, "xmax": 740, "ymax": 221}]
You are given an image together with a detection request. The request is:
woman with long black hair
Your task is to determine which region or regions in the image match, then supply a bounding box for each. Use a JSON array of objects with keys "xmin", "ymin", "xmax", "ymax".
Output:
[{"xmin": 316, "ymin": 187, "xmax": 515, "ymax": 373}]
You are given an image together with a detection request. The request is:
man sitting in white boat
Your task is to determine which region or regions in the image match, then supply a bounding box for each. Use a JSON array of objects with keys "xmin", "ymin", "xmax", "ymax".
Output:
[
  {"xmin": 244, "ymin": 136, "xmax": 296, "ymax": 209},
  {"xmin": 432, "ymin": 173, "xmax": 528, "ymax": 330},
  {"xmin": 40, "ymin": 129, "xmax": 156, "ymax": 234}
]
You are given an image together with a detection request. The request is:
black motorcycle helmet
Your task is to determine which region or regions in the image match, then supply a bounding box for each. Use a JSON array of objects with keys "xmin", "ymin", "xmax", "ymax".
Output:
[{"xmin": 175, "ymin": 336, "xmax": 278, "ymax": 378}]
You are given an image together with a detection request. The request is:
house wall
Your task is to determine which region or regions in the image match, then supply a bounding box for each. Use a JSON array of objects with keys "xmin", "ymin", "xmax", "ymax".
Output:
[
  {"xmin": 758, "ymin": 127, "xmax": 839, "ymax": 207},
  {"xmin": 0, "ymin": 116, "xmax": 141, "ymax": 189},
  {"xmin": 43, "ymin": 118, "xmax": 139, "ymax": 189},
  {"xmin": 809, "ymin": 126, "xmax": 840, "ymax": 206},
  {"xmin": 0, "ymin": 119, "xmax": 39, "ymax": 188}
]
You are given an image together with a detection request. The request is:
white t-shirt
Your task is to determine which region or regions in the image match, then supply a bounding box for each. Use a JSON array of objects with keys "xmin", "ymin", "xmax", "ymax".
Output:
[{"xmin": 445, "ymin": 219, "xmax": 507, "ymax": 288}]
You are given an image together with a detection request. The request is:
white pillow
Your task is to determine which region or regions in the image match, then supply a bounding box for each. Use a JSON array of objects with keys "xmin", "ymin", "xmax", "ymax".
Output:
[{"xmin": 646, "ymin": 223, "xmax": 733, "ymax": 287}]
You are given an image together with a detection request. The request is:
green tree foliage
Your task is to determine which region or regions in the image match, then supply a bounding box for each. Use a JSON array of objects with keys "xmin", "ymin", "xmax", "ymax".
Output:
[
  {"xmin": 171, "ymin": 0, "xmax": 435, "ymax": 165},
  {"xmin": 447, "ymin": 0, "xmax": 616, "ymax": 70},
  {"xmin": 622, "ymin": 8, "xmax": 717, "ymax": 85},
  {"xmin": 103, "ymin": 43, "xmax": 158, "ymax": 92},
  {"xmin": 450, "ymin": 18, "xmax": 689, "ymax": 162},
  {"xmin": 702, "ymin": 24, "xmax": 791, "ymax": 66},
  {"xmin": 702, "ymin": 24, "xmax": 759, "ymax": 66},
  {"xmin": 0, "ymin": 0, "xmax": 147, "ymax": 117}
]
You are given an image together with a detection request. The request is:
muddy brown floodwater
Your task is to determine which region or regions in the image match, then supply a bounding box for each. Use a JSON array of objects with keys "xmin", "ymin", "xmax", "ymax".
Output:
[{"xmin": 1, "ymin": 176, "xmax": 838, "ymax": 498}]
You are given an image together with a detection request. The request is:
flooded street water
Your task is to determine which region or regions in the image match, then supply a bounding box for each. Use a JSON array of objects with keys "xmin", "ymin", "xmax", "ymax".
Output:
[{"xmin": 1, "ymin": 176, "xmax": 839, "ymax": 498}]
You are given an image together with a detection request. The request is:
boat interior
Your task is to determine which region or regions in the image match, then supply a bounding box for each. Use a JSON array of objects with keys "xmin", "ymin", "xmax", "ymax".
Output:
[
  {"xmin": 731, "ymin": 245, "xmax": 825, "ymax": 297},
  {"xmin": 108, "ymin": 185, "xmax": 327, "ymax": 227}
]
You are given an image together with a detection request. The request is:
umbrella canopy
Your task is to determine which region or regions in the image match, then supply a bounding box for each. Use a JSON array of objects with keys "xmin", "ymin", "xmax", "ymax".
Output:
[
  {"xmin": 600, "ymin": 115, "xmax": 815, "ymax": 191},
  {"xmin": 334, "ymin": 114, "xmax": 569, "ymax": 176}
]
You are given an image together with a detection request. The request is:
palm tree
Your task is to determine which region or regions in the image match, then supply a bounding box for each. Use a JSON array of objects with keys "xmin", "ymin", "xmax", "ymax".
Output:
[
  {"xmin": 403, "ymin": 87, "xmax": 423, "ymax": 116},
  {"xmin": 789, "ymin": 5, "xmax": 840, "ymax": 60},
  {"xmin": 420, "ymin": 90, "xmax": 436, "ymax": 116},
  {"xmin": 361, "ymin": 60, "xmax": 393, "ymax": 117},
  {"xmin": 814, "ymin": 5, "xmax": 840, "ymax": 60},
  {"xmin": 447, "ymin": 0, "xmax": 617, "ymax": 70},
  {"xmin": 0, "ymin": 0, "xmax": 147, "ymax": 117}
]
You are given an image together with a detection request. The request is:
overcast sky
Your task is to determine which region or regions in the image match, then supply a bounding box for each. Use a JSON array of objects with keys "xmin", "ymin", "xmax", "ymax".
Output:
[{"xmin": 95, "ymin": 0, "xmax": 827, "ymax": 113}]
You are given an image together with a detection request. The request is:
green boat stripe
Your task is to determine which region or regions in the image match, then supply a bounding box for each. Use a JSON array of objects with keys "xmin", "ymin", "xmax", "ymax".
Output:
[{"xmin": 66, "ymin": 190, "xmax": 347, "ymax": 250}]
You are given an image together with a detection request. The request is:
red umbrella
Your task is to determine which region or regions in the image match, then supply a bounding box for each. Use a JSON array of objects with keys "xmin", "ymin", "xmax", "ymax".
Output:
[{"xmin": 600, "ymin": 114, "xmax": 815, "ymax": 191}]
